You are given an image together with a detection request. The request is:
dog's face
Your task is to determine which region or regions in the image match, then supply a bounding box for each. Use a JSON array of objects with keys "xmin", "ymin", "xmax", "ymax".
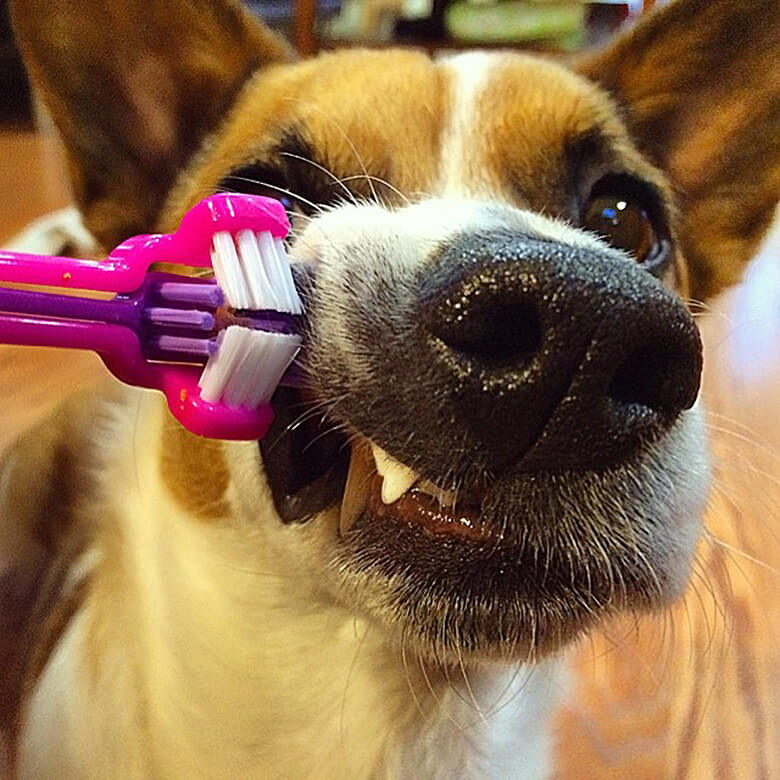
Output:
[{"xmin": 13, "ymin": 0, "xmax": 779, "ymax": 664}]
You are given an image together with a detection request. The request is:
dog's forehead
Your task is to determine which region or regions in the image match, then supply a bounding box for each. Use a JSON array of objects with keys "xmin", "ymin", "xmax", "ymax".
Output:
[
  {"xmin": 189, "ymin": 49, "xmax": 644, "ymax": 208},
  {"xmin": 436, "ymin": 51, "xmax": 633, "ymax": 205}
]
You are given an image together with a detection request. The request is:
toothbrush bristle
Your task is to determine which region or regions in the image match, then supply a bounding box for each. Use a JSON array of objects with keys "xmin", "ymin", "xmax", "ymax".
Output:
[
  {"xmin": 198, "ymin": 325, "xmax": 301, "ymax": 407},
  {"xmin": 210, "ymin": 230, "xmax": 303, "ymax": 314},
  {"xmin": 146, "ymin": 227, "xmax": 303, "ymax": 405}
]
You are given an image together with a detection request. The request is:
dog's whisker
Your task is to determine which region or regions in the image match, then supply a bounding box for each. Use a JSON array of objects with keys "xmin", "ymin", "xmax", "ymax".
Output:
[
  {"xmin": 706, "ymin": 409, "xmax": 777, "ymax": 442},
  {"xmin": 708, "ymin": 471, "xmax": 780, "ymax": 549},
  {"xmin": 701, "ymin": 527, "xmax": 780, "ymax": 578},
  {"xmin": 281, "ymin": 98, "xmax": 380, "ymax": 206},
  {"xmin": 299, "ymin": 421, "xmax": 352, "ymax": 456},
  {"xmin": 704, "ymin": 423, "xmax": 780, "ymax": 466},
  {"xmin": 684, "ymin": 562, "xmax": 727, "ymax": 661},
  {"xmin": 479, "ymin": 667, "xmax": 525, "ymax": 723},
  {"xmin": 281, "ymin": 394, "xmax": 348, "ymax": 434},
  {"xmin": 217, "ymin": 563, "xmax": 295, "ymax": 579},
  {"xmin": 400, "ymin": 631, "xmax": 429, "ymax": 723},
  {"xmin": 455, "ymin": 649, "xmax": 487, "ymax": 723},
  {"xmin": 216, "ymin": 178, "xmax": 325, "ymax": 216},
  {"xmin": 632, "ymin": 545, "xmax": 666, "ymax": 602},
  {"xmin": 337, "ymin": 174, "xmax": 409, "ymax": 205},
  {"xmin": 278, "ymin": 151, "xmax": 358, "ymax": 207},
  {"xmin": 416, "ymin": 652, "xmax": 469, "ymax": 733},
  {"xmin": 679, "ymin": 296, "xmax": 733, "ymax": 324},
  {"xmin": 338, "ymin": 619, "xmax": 371, "ymax": 765}
]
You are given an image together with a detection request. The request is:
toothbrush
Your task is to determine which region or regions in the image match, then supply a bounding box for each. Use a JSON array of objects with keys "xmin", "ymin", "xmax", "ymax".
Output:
[{"xmin": 0, "ymin": 194, "xmax": 304, "ymax": 441}]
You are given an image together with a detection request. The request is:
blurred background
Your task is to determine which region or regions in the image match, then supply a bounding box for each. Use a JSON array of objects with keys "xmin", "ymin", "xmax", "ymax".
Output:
[{"xmin": 0, "ymin": 0, "xmax": 778, "ymax": 777}]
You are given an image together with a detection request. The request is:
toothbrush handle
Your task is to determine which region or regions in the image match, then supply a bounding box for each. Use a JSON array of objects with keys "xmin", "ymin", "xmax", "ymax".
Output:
[
  {"xmin": 0, "ymin": 313, "xmax": 144, "ymax": 368},
  {"xmin": 0, "ymin": 194, "xmax": 290, "ymax": 293},
  {"xmin": 0, "ymin": 287, "xmax": 141, "ymax": 329},
  {"xmin": 0, "ymin": 249, "xmax": 149, "ymax": 292},
  {"xmin": 0, "ymin": 314, "xmax": 190, "ymax": 395},
  {"xmin": 0, "ymin": 313, "xmax": 274, "ymax": 441}
]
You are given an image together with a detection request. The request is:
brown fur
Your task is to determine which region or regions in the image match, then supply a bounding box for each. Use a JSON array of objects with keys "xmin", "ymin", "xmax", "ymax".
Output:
[
  {"xmin": 165, "ymin": 49, "xmax": 450, "ymax": 225},
  {"xmin": 466, "ymin": 56, "xmax": 689, "ymax": 292},
  {"xmin": 0, "ymin": 394, "xmax": 99, "ymax": 733},
  {"xmin": 580, "ymin": 0, "xmax": 780, "ymax": 297},
  {"xmin": 11, "ymin": 0, "xmax": 293, "ymax": 248},
  {"xmin": 160, "ymin": 424, "xmax": 231, "ymax": 521}
]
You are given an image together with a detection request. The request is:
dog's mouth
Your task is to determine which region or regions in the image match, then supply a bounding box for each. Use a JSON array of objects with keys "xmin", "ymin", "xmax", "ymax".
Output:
[
  {"xmin": 259, "ymin": 388, "xmax": 497, "ymax": 543},
  {"xmin": 340, "ymin": 441, "xmax": 495, "ymax": 543},
  {"xmin": 259, "ymin": 381, "xmax": 702, "ymax": 662}
]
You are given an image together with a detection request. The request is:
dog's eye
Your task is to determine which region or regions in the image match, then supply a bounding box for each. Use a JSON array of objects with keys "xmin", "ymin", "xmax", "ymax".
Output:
[
  {"xmin": 582, "ymin": 175, "xmax": 670, "ymax": 269},
  {"xmin": 583, "ymin": 194, "xmax": 655, "ymax": 261}
]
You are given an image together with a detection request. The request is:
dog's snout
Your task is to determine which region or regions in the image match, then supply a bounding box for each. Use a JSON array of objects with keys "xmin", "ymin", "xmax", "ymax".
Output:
[{"xmin": 420, "ymin": 232, "xmax": 702, "ymax": 471}]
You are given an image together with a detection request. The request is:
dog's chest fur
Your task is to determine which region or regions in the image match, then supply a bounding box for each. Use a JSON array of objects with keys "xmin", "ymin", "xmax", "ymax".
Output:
[{"xmin": 15, "ymin": 393, "xmax": 562, "ymax": 779}]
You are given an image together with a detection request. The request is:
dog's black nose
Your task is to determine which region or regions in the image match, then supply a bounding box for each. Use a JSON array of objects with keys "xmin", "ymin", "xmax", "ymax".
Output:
[{"xmin": 420, "ymin": 231, "xmax": 702, "ymax": 471}]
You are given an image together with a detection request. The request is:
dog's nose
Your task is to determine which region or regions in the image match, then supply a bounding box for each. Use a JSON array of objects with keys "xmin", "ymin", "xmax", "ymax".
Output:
[{"xmin": 420, "ymin": 232, "xmax": 702, "ymax": 471}]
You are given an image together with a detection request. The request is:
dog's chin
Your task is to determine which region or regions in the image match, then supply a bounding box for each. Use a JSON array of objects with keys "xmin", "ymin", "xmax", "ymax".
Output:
[{"xmin": 321, "ymin": 413, "xmax": 708, "ymax": 665}]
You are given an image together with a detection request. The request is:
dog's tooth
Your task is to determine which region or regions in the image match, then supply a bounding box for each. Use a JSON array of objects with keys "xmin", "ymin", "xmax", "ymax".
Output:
[
  {"xmin": 381, "ymin": 475, "xmax": 417, "ymax": 505},
  {"xmin": 371, "ymin": 445, "xmax": 418, "ymax": 504},
  {"xmin": 340, "ymin": 442, "xmax": 373, "ymax": 536},
  {"xmin": 418, "ymin": 480, "xmax": 457, "ymax": 508},
  {"xmin": 438, "ymin": 488, "xmax": 457, "ymax": 508}
]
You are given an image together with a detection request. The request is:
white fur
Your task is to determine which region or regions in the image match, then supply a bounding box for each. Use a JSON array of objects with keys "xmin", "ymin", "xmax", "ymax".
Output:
[
  {"xmin": 438, "ymin": 52, "xmax": 499, "ymax": 197},
  {"xmin": 17, "ymin": 391, "xmax": 565, "ymax": 779}
]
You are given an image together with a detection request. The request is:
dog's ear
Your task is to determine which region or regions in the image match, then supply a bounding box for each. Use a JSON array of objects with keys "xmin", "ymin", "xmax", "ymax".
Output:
[
  {"xmin": 11, "ymin": 0, "xmax": 293, "ymax": 247},
  {"xmin": 580, "ymin": 0, "xmax": 779, "ymax": 298}
]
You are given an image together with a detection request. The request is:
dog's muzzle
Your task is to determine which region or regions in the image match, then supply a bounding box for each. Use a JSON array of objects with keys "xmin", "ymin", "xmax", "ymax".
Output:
[
  {"xmin": 261, "ymin": 226, "xmax": 702, "ymax": 527},
  {"xmin": 259, "ymin": 223, "xmax": 707, "ymax": 656},
  {"xmin": 309, "ymin": 229, "xmax": 702, "ymax": 483}
]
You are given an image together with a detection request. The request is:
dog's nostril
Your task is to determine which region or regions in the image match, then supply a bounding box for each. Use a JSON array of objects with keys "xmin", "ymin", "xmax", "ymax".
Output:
[
  {"xmin": 608, "ymin": 344, "xmax": 692, "ymax": 415},
  {"xmin": 431, "ymin": 298, "xmax": 542, "ymax": 363}
]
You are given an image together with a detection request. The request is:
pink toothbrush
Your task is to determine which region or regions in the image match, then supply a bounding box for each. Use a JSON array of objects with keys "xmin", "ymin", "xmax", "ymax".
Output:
[{"xmin": 0, "ymin": 194, "xmax": 304, "ymax": 441}]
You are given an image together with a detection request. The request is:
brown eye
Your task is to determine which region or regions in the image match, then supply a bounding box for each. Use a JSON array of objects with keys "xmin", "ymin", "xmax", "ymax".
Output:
[{"xmin": 583, "ymin": 195, "xmax": 655, "ymax": 262}]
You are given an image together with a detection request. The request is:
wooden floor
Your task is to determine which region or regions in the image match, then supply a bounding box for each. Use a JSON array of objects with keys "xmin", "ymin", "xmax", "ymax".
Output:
[{"xmin": 1, "ymin": 131, "xmax": 778, "ymax": 778}]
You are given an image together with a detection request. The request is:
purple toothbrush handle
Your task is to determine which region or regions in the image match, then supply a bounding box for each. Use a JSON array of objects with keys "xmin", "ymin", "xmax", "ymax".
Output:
[
  {"xmin": 0, "ymin": 273, "xmax": 222, "ymax": 336},
  {"xmin": 0, "ymin": 286, "xmax": 143, "ymax": 328}
]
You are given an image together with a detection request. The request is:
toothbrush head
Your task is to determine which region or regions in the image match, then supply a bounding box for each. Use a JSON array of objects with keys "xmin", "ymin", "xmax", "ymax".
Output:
[{"xmin": 106, "ymin": 194, "xmax": 304, "ymax": 440}]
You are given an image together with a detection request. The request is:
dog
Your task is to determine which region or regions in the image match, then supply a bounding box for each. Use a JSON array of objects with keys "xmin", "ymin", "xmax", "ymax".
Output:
[{"xmin": 1, "ymin": 0, "xmax": 778, "ymax": 776}]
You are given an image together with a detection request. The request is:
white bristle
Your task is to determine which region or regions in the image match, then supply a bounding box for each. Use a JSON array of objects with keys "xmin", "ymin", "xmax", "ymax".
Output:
[
  {"xmin": 235, "ymin": 229, "xmax": 272, "ymax": 309},
  {"xmin": 198, "ymin": 325, "xmax": 301, "ymax": 407},
  {"xmin": 210, "ymin": 232, "xmax": 247, "ymax": 309},
  {"xmin": 274, "ymin": 237, "xmax": 301, "ymax": 313},
  {"xmin": 257, "ymin": 231, "xmax": 285, "ymax": 311},
  {"xmin": 210, "ymin": 229, "xmax": 303, "ymax": 314}
]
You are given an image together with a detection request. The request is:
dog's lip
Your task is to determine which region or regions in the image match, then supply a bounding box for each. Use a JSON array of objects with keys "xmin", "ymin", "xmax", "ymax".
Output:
[
  {"xmin": 339, "ymin": 438, "xmax": 496, "ymax": 542},
  {"xmin": 366, "ymin": 476, "xmax": 495, "ymax": 541}
]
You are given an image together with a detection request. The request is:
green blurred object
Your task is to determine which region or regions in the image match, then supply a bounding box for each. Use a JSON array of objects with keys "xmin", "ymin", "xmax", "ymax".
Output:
[{"xmin": 445, "ymin": 0, "xmax": 585, "ymax": 47}]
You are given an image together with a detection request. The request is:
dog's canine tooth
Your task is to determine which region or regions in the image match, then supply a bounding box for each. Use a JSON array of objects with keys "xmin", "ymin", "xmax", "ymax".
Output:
[
  {"xmin": 371, "ymin": 444, "xmax": 418, "ymax": 504},
  {"xmin": 340, "ymin": 442, "xmax": 373, "ymax": 535}
]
